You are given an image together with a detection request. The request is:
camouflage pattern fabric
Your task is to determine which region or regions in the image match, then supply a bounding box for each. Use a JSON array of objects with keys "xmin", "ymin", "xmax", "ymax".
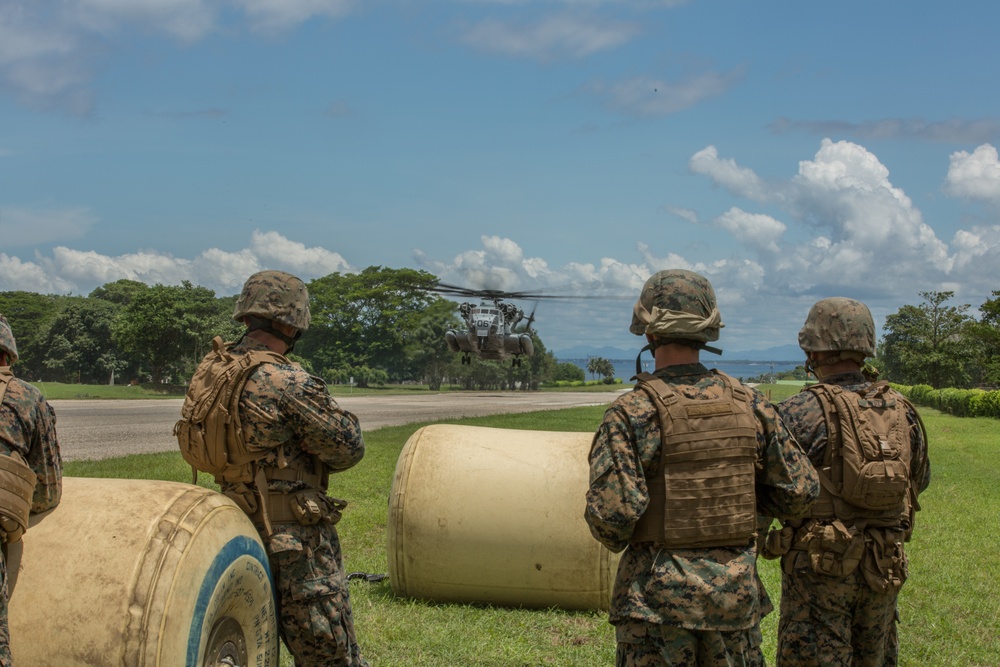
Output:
[
  {"xmin": 586, "ymin": 363, "xmax": 819, "ymax": 662},
  {"xmin": 776, "ymin": 551, "xmax": 897, "ymax": 667},
  {"xmin": 630, "ymin": 270, "xmax": 723, "ymax": 343},
  {"xmin": 269, "ymin": 523, "xmax": 365, "ymax": 667},
  {"xmin": 232, "ymin": 270, "xmax": 312, "ymax": 331},
  {"xmin": 0, "ymin": 317, "xmax": 17, "ymax": 363},
  {"xmin": 0, "ymin": 369, "xmax": 63, "ymax": 667},
  {"xmin": 220, "ymin": 338, "xmax": 368, "ymax": 667},
  {"xmin": 797, "ymin": 298, "xmax": 876, "ymax": 357},
  {"xmin": 776, "ymin": 371, "xmax": 930, "ymax": 667},
  {"xmin": 615, "ymin": 620, "xmax": 764, "ymax": 667},
  {"xmin": 0, "ymin": 556, "xmax": 8, "ymax": 667}
]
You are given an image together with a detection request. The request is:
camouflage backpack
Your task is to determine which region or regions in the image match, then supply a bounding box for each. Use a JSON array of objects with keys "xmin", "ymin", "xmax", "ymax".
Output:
[
  {"xmin": 805, "ymin": 381, "xmax": 917, "ymax": 526},
  {"xmin": 174, "ymin": 337, "xmax": 289, "ymax": 485}
]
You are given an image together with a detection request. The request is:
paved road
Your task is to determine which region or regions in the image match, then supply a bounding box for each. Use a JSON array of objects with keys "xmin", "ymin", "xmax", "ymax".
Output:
[{"xmin": 49, "ymin": 392, "xmax": 621, "ymax": 462}]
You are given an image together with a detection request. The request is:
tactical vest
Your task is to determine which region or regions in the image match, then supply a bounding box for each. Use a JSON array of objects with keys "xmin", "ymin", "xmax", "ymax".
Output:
[
  {"xmin": 803, "ymin": 381, "xmax": 917, "ymax": 531},
  {"xmin": 630, "ymin": 371, "xmax": 758, "ymax": 548},
  {"xmin": 0, "ymin": 369, "xmax": 38, "ymax": 545}
]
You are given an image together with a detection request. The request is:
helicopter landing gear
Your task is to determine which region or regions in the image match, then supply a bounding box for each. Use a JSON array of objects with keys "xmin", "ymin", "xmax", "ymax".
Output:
[{"xmin": 461, "ymin": 354, "xmax": 471, "ymax": 365}]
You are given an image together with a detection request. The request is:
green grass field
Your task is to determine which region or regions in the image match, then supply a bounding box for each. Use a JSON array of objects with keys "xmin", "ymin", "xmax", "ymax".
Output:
[{"xmin": 63, "ymin": 391, "xmax": 997, "ymax": 666}]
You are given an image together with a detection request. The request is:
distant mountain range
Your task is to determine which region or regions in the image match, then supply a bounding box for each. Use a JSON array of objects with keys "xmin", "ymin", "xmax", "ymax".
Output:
[{"xmin": 553, "ymin": 343, "xmax": 802, "ymax": 362}]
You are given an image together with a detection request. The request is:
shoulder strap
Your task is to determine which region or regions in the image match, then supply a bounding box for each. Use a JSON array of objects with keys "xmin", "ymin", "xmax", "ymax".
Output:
[{"xmin": 0, "ymin": 368, "xmax": 11, "ymax": 407}]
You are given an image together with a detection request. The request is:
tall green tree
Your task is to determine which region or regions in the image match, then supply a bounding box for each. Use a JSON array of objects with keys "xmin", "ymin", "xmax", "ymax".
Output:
[
  {"xmin": 967, "ymin": 291, "xmax": 1000, "ymax": 387},
  {"xmin": 0, "ymin": 291, "xmax": 64, "ymax": 380},
  {"xmin": 880, "ymin": 291, "xmax": 975, "ymax": 388},
  {"xmin": 553, "ymin": 361, "xmax": 586, "ymax": 382},
  {"xmin": 587, "ymin": 356, "xmax": 615, "ymax": 382},
  {"xmin": 300, "ymin": 266, "xmax": 438, "ymax": 385},
  {"xmin": 406, "ymin": 298, "xmax": 462, "ymax": 390},
  {"xmin": 112, "ymin": 281, "xmax": 226, "ymax": 383},
  {"xmin": 89, "ymin": 279, "xmax": 149, "ymax": 306},
  {"xmin": 39, "ymin": 297, "xmax": 125, "ymax": 384}
]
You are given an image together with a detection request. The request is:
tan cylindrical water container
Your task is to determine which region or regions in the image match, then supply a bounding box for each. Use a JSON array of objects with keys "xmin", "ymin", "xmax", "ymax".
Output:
[
  {"xmin": 9, "ymin": 477, "xmax": 279, "ymax": 666},
  {"xmin": 388, "ymin": 424, "xmax": 620, "ymax": 611}
]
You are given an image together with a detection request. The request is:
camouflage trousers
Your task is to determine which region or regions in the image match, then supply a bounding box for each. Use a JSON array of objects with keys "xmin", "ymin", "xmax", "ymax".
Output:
[
  {"xmin": 267, "ymin": 522, "xmax": 368, "ymax": 667},
  {"xmin": 0, "ymin": 554, "xmax": 9, "ymax": 667},
  {"xmin": 777, "ymin": 551, "xmax": 899, "ymax": 667},
  {"xmin": 615, "ymin": 620, "xmax": 764, "ymax": 667}
]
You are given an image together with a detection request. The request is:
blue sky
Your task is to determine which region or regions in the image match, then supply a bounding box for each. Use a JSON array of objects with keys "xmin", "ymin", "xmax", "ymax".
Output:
[{"xmin": 2, "ymin": 0, "xmax": 999, "ymax": 357}]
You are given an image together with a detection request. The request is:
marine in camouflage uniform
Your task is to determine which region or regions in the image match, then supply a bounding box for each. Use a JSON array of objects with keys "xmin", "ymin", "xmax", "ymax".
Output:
[
  {"xmin": 207, "ymin": 271, "xmax": 368, "ymax": 667},
  {"xmin": 0, "ymin": 315, "xmax": 63, "ymax": 667},
  {"xmin": 585, "ymin": 270, "xmax": 819, "ymax": 667},
  {"xmin": 772, "ymin": 298, "xmax": 930, "ymax": 667}
]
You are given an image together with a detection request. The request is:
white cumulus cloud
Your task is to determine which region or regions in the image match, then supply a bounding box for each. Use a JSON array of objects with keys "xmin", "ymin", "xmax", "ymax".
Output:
[
  {"xmin": 944, "ymin": 143, "xmax": 1000, "ymax": 205},
  {"xmin": 689, "ymin": 145, "xmax": 770, "ymax": 202},
  {"xmin": 714, "ymin": 208, "xmax": 786, "ymax": 254},
  {"xmin": 0, "ymin": 231, "xmax": 355, "ymax": 296}
]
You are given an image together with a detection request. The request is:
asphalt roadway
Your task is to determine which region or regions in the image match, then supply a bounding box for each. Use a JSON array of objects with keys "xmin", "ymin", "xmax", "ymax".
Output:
[{"xmin": 49, "ymin": 391, "xmax": 622, "ymax": 462}]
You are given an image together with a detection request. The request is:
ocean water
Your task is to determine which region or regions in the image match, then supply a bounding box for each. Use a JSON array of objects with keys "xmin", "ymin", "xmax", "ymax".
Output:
[{"xmin": 561, "ymin": 357, "xmax": 801, "ymax": 383}]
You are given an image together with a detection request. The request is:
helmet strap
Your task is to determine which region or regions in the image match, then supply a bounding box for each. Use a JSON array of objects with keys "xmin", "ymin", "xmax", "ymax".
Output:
[
  {"xmin": 635, "ymin": 337, "xmax": 724, "ymax": 375},
  {"xmin": 634, "ymin": 342, "xmax": 655, "ymax": 376}
]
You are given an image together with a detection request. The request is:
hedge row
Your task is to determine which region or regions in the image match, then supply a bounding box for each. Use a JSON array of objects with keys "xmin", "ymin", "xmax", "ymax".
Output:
[{"xmin": 891, "ymin": 383, "xmax": 1000, "ymax": 419}]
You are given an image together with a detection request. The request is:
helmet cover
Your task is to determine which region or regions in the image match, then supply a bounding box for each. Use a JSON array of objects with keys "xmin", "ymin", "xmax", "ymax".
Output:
[
  {"xmin": 232, "ymin": 270, "xmax": 311, "ymax": 331},
  {"xmin": 798, "ymin": 297, "xmax": 876, "ymax": 357},
  {"xmin": 629, "ymin": 269, "xmax": 723, "ymax": 343},
  {"xmin": 0, "ymin": 315, "xmax": 17, "ymax": 363}
]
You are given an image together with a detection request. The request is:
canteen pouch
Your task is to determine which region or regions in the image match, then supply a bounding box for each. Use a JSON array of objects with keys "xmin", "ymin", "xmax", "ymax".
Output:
[
  {"xmin": 805, "ymin": 520, "xmax": 864, "ymax": 577},
  {"xmin": 292, "ymin": 490, "xmax": 347, "ymax": 526},
  {"xmin": 761, "ymin": 525, "xmax": 795, "ymax": 560},
  {"xmin": 862, "ymin": 529, "xmax": 908, "ymax": 593}
]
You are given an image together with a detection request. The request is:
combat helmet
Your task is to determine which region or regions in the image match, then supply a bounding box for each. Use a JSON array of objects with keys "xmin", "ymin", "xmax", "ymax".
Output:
[
  {"xmin": 630, "ymin": 270, "xmax": 724, "ymax": 372},
  {"xmin": 0, "ymin": 315, "xmax": 17, "ymax": 364},
  {"xmin": 233, "ymin": 270, "xmax": 311, "ymax": 331},
  {"xmin": 798, "ymin": 297, "xmax": 876, "ymax": 359}
]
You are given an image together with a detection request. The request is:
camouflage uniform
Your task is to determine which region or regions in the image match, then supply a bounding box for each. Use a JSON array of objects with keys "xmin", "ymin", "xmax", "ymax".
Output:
[
  {"xmin": 776, "ymin": 372, "xmax": 930, "ymax": 667},
  {"xmin": 194, "ymin": 271, "xmax": 369, "ymax": 667},
  {"xmin": 0, "ymin": 316, "xmax": 63, "ymax": 667},
  {"xmin": 588, "ymin": 364, "xmax": 819, "ymax": 666},
  {"xmin": 221, "ymin": 337, "xmax": 368, "ymax": 667},
  {"xmin": 772, "ymin": 297, "xmax": 931, "ymax": 667},
  {"xmin": 586, "ymin": 270, "xmax": 819, "ymax": 667}
]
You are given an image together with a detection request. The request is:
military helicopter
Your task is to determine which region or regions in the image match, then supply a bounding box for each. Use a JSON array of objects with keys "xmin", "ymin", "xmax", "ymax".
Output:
[{"xmin": 428, "ymin": 282, "xmax": 559, "ymax": 366}]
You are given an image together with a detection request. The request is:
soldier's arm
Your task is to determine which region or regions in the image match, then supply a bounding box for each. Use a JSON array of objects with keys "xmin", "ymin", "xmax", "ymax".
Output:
[
  {"xmin": 907, "ymin": 405, "xmax": 930, "ymax": 497},
  {"xmin": 282, "ymin": 373, "xmax": 365, "ymax": 472},
  {"xmin": 751, "ymin": 392, "xmax": 819, "ymax": 521},
  {"xmin": 584, "ymin": 405, "xmax": 648, "ymax": 553},
  {"xmin": 28, "ymin": 398, "xmax": 62, "ymax": 513}
]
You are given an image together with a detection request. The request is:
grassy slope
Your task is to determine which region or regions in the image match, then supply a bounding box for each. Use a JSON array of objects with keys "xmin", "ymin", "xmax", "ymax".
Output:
[{"xmin": 64, "ymin": 393, "xmax": 997, "ymax": 666}]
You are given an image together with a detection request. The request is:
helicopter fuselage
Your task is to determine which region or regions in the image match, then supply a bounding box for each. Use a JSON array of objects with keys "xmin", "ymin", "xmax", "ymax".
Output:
[{"xmin": 445, "ymin": 299, "xmax": 534, "ymax": 364}]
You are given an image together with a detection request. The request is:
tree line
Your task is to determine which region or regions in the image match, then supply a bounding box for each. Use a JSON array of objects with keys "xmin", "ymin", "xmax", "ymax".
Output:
[
  {"xmin": 6, "ymin": 268, "xmax": 987, "ymax": 392},
  {"xmin": 877, "ymin": 290, "xmax": 1000, "ymax": 390},
  {"xmin": 761, "ymin": 290, "xmax": 1000, "ymax": 390},
  {"xmin": 0, "ymin": 266, "xmax": 588, "ymax": 390}
]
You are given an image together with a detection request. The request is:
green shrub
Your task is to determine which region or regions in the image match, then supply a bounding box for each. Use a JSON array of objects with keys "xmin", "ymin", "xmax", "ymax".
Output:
[{"xmin": 891, "ymin": 383, "xmax": 1000, "ymax": 420}]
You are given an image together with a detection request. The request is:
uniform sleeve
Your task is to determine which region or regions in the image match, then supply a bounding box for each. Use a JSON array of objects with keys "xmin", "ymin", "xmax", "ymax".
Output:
[
  {"xmin": 28, "ymin": 398, "xmax": 62, "ymax": 512},
  {"xmin": 241, "ymin": 364, "xmax": 366, "ymax": 472},
  {"xmin": 584, "ymin": 403, "xmax": 649, "ymax": 553},
  {"xmin": 279, "ymin": 373, "xmax": 366, "ymax": 472},
  {"xmin": 907, "ymin": 404, "xmax": 931, "ymax": 498},
  {"xmin": 751, "ymin": 391, "xmax": 819, "ymax": 521}
]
